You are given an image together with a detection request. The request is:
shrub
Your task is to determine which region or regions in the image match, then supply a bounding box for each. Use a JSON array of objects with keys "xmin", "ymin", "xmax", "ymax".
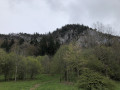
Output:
[{"xmin": 77, "ymin": 69, "xmax": 115, "ymax": 90}]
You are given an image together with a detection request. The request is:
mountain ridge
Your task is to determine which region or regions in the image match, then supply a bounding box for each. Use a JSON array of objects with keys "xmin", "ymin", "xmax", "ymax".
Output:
[{"xmin": 0, "ymin": 24, "xmax": 119, "ymax": 56}]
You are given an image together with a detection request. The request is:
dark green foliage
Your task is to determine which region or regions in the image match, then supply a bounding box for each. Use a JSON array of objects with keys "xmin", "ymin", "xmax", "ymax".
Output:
[
  {"xmin": 1, "ymin": 39, "xmax": 9, "ymax": 52},
  {"xmin": 94, "ymin": 46, "xmax": 120, "ymax": 81},
  {"xmin": 87, "ymin": 57, "xmax": 105, "ymax": 74},
  {"xmin": 77, "ymin": 69, "xmax": 115, "ymax": 90},
  {"xmin": 1, "ymin": 39, "xmax": 15, "ymax": 52},
  {"xmin": 39, "ymin": 36, "xmax": 48, "ymax": 55},
  {"xmin": 39, "ymin": 34, "xmax": 60, "ymax": 56},
  {"xmin": 53, "ymin": 24, "xmax": 89, "ymax": 37},
  {"xmin": 19, "ymin": 38, "xmax": 24, "ymax": 45},
  {"xmin": 9, "ymin": 39, "xmax": 15, "ymax": 47},
  {"xmin": 30, "ymin": 37, "xmax": 38, "ymax": 46}
]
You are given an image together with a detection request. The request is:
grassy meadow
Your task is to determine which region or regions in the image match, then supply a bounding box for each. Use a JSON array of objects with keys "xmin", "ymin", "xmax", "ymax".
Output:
[
  {"xmin": 0, "ymin": 74, "xmax": 120, "ymax": 90},
  {"xmin": 0, "ymin": 74, "xmax": 77, "ymax": 90}
]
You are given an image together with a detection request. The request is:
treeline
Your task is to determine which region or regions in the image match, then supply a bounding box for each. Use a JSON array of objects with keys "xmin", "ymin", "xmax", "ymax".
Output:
[
  {"xmin": 51, "ymin": 42, "xmax": 120, "ymax": 90},
  {"xmin": 0, "ymin": 34, "xmax": 60, "ymax": 56},
  {"xmin": 0, "ymin": 49, "xmax": 40, "ymax": 81},
  {"xmin": 0, "ymin": 24, "xmax": 92, "ymax": 56},
  {"xmin": 0, "ymin": 24, "xmax": 120, "ymax": 90},
  {"xmin": 0, "ymin": 48, "xmax": 52, "ymax": 81},
  {"xmin": 38, "ymin": 34, "xmax": 60, "ymax": 56},
  {"xmin": 1, "ymin": 41, "xmax": 120, "ymax": 90}
]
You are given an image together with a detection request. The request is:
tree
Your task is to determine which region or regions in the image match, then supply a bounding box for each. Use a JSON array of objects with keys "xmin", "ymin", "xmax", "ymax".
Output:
[
  {"xmin": 9, "ymin": 39, "xmax": 15, "ymax": 47},
  {"xmin": 94, "ymin": 45, "xmax": 120, "ymax": 80},
  {"xmin": 11, "ymin": 44, "xmax": 23, "ymax": 81},
  {"xmin": 51, "ymin": 45, "xmax": 68, "ymax": 82},
  {"xmin": 1, "ymin": 39, "xmax": 9, "ymax": 52},
  {"xmin": 93, "ymin": 22, "xmax": 114, "ymax": 46},
  {"xmin": 47, "ymin": 35, "xmax": 55, "ymax": 55},
  {"xmin": 94, "ymin": 46, "xmax": 112, "ymax": 77},
  {"xmin": 0, "ymin": 50, "xmax": 15, "ymax": 81},
  {"xmin": 1, "ymin": 39, "xmax": 15, "ymax": 52},
  {"xmin": 19, "ymin": 38, "xmax": 24, "ymax": 45},
  {"xmin": 39, "ymin": 36, "xmax": 48, "ymax": 56},
  {"xmin": 37, "ymin": 55, "xmax": 50, "ymax": 74},
  {"xmin": 27, "ymin": 56, "xmax": 41, "ymax": 79},
  {"xmin": 51, "ymin": 43, "xmax": 87, "ymax": 82},
  {"xmin": 39, "ymin": 35, "xmax": 60, "ymax": 56},
  {"xmin": 17, "ymin": 56, "xmax": 27, "ymax": 80},
  {"xmin": 63, "ymin": 43, "xmax": 82, "ymax": 81},
  {"xmin": 0, "ymin": 49, "xmax": 7, "ymax": 77}
]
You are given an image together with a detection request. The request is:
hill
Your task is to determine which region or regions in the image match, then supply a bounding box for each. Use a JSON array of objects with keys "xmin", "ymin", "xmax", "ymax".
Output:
[
  {"xmin": 0, "ymin": 24, "xmax": 120, "ymax": 90},
  {"xmin": 0, "ymin": 24, "xmax": 119, "ymax": 56}
]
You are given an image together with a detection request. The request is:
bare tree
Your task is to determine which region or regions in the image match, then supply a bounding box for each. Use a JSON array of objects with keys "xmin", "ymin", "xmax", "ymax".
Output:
[
  {"xmin": 93, "ymin": 22, "xmax": 114, "ymax": 46},
  {"xmin": 93, "ymin": 22, "xmax": 105, "ymax": 33}
]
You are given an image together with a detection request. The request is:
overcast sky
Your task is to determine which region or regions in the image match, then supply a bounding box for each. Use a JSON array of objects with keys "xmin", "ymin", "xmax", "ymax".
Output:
[{"xmin": 0, "ymin": 0, "xmax": 120, "ymax": 35}]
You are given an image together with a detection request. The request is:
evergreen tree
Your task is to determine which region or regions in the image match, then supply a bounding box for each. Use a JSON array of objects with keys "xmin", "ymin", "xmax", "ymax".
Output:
[
  {"xmin": 1, "ymin": 39, "xmax": 9, "ymax": 52},
  {"xmin": 19, "ymin": 38, "xmax": 24, "ymax": 45}
]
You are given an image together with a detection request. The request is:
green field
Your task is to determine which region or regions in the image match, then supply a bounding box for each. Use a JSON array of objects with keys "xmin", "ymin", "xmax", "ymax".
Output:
[
  {"xmin": 0, "ymin": 75, "xmax": 77, "ymax": 90},
  {"xmin": 0, "ymin": 74, "xmax": 119, "ymax": 90},
  {"xmin": 116, "ymin": 82, "xmax": 120, "ymax": 90}
]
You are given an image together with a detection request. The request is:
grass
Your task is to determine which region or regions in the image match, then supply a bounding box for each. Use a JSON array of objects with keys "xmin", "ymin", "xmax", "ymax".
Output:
[
  {"xmin": 115, "ymin": 82, "xmax": 120, "ymax": 90},
  {"xmin": 0, "ymin": 74, "xmax": 77, "ymax": 90},
  {"xmin": 0, "ymin": 74, "xmax": 119, "ymax": 90},
  {"xmin": 36, "ymin": 82, "xmax": 77, "ymax": 90}
]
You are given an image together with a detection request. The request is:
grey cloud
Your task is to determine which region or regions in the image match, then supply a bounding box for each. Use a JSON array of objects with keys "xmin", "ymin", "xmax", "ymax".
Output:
[{"xmin": 0, "ymin": 0, "xmax": 120, "ymax": 35}]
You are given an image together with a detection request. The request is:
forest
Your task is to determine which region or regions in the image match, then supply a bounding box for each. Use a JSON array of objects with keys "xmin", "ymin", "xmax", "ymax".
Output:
[{"xmin": 0, "ymin": 24, "xmax": 120, "ymax": 90}]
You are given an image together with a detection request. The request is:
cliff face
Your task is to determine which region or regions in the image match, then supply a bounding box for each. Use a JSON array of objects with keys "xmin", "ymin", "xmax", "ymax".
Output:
[{"xmin": 51, "ymin": 24, "xmax": 120, "ymax": 48}]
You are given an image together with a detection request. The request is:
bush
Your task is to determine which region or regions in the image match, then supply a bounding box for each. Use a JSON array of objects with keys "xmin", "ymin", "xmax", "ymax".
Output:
[{"xmin": 77, "ymin": 69, "xmax": 115, "ymax": 90}]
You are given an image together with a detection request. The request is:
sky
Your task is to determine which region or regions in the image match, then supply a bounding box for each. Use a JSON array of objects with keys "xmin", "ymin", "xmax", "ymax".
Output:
[{"xmin": 0, "ymin": 0, "xmax": 120, "ymax": 35}]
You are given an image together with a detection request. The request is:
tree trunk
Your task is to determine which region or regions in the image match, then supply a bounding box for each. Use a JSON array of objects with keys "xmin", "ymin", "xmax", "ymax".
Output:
[
  {"xmin": 15, "ymin": 65, "xmax": 17, "ymax": 82},
  {"xmin": 64, "ymin": 70, "xmax": 67, "ymax": 81},
  {"xmin": 60, "ymin": 73, "xmax": 62, "ymax": 82},
  {"xmin": 67, "ymin": 69, "xmax": 68, "ymax": 82},
  {"xmin": 31, "ymin": 72, "xmax": 34, "ymax": 79},
  {"xmin": 4, "ymin": 74, "xmax": 7, "ymax": 81},
  {"xmin": 77, "ymin": 69, "xmax": 79, "ymax": 77}
]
